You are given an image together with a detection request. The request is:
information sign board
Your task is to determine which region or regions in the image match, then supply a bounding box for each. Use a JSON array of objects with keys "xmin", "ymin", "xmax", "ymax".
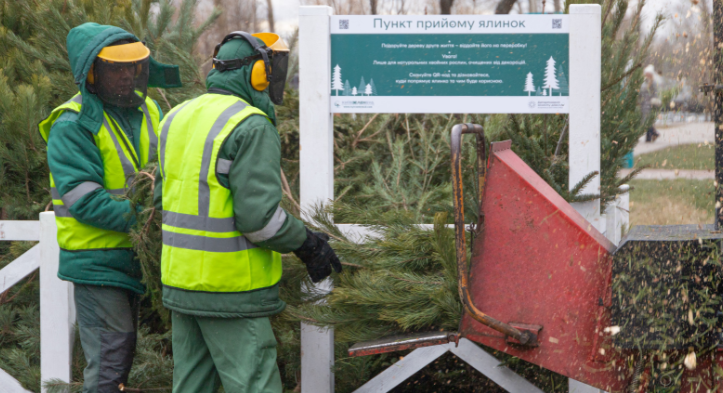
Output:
[{"xmin": 330, "ymin": 15, "xmax": 569, "ymax": 113}]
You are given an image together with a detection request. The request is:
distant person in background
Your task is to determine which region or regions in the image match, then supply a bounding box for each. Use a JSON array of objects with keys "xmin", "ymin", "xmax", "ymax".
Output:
[{"xmin": 640, "ymin": 64, "xmax": 661, "ymax": 142}]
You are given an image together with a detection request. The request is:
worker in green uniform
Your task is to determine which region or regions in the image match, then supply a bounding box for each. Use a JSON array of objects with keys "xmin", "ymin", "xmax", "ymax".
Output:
[
  {"xmin": 154, "ymin": 31, "xmax": 342, "ymax": 392},
  {"xmin": 39, "ymin": 23, "xmax": 181, "ymax": 392}
]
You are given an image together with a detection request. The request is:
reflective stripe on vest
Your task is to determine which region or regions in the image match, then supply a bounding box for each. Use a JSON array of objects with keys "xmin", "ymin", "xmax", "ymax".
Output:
[
  {"xmin": 39, "ymin": 93, "xmax": 161, "ymax": 251},
  {"xmin": 159, "ymin": 94, "xmax": 282, "ymax": 293}
]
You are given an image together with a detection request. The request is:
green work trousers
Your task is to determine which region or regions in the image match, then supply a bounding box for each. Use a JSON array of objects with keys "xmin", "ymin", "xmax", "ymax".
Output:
[
  {"xmin": 171, "ymin": 311, "xmax": 282, "ymax": 393},
  {"xmin": 75, "ymin": 284, "xmax": 140, "ymax": 393}
]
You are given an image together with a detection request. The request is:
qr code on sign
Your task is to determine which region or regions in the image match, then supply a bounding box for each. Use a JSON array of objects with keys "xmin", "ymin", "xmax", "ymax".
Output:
[
  {"xmin": 340, "ymin": 19, "xmax": 350, "ymax": 29},
  {"xmin": 552, "ymin": 19, "xmax": 562, "ymax": 29}
]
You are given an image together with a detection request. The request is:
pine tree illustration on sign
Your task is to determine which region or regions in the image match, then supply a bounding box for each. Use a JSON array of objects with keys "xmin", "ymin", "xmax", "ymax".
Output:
[
  {"xmin": 369, "ymin": 78, "xmax": 378, "ymax": 95},
  {"xmin": 332, "ymin": 64, "xmax": 344, "ymax": 96},
  {"xmin": 524, "ymin": 72, "xmax": 535, "ymax": 96},
  {"xmin": 352, "ymin": 86, "xmax": 358, "ymax": 96},
  {"xmin": 543, "ymin": 56, "xmax": 559, "ymax": 96},
  {"xmin": 358, "ymin": 76, "xmax": 366, "ymax": 96},
  {"xmin": 343, "ymin": 80, "xmax": 352, "ymax": 96},
  {"xmin": 556, "ymin": 69, "xmax": 569, "ymax": 96},
  {"xmin": 365, "ymin": 83, "xmax": 372, "ymax": 96}
]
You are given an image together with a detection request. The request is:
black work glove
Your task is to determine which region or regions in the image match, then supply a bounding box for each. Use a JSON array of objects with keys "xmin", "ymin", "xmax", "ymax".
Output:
[{"xmin": 293, "ymin": 229, "xmax": 342, "ymax": 283}]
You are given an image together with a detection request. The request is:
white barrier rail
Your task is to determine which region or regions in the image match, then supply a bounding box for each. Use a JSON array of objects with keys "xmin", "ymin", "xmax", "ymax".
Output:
[{"xmin": 0, "ymin": 212, "xmax": 75, "ymax": 393}]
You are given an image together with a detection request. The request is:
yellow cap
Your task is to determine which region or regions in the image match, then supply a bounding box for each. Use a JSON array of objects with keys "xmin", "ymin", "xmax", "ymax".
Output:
[
  {"xmin": 97, "ymin": 41, "xmax": 150, "ymax": 63},
  {"xmin": 252, "ymin": 33, "xmax": 289, "ymax": 52}
]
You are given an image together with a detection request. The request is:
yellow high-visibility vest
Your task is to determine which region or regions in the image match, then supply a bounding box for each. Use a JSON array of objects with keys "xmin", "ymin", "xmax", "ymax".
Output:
[
  {"xmin": 39, "ymin": 93, "xmax": 160, "ymax": 250},
  {"xmin": 158, "ymin": 93, "xmax": 282, "ymax": 293}
]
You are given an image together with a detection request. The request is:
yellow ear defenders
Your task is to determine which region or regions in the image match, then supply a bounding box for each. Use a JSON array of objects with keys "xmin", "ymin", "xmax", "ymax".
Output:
[
  {"xmin": 87, "ymin": 41, "xmax": 150, "ymax": 85},
  {"xmin": 212, "ymin": 31, "xmax": 290, "ymax": 92}
]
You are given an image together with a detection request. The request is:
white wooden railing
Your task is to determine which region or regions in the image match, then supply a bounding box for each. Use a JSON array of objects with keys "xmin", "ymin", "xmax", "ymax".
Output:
[{"xmin": 0, "ymin": 212, "xmax": 75, "ymax": 393}]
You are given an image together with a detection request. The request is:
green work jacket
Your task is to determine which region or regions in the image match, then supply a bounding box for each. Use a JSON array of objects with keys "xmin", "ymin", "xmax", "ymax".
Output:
[
  {"xmin": 155, "ymin": 92, "xmax": 306, "ymax": 317},
  {"xmin": 41, "ymin": 94, "xmax": 162, "ymax": 294}
]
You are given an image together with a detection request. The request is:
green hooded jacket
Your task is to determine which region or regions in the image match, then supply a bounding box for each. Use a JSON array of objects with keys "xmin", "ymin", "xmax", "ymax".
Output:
[
  {"xmin": 154, "ymin": 36, "xmax": 307, "ymax": 317},
  {"xmin": 45, "ymin": 23, "xmax": 181, "ymax": 294}
]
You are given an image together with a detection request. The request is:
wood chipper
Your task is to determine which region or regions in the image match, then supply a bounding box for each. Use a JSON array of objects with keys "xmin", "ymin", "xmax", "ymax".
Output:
[{"xmin": 348, "ymin": 123, "xmax": 723, "ymax": 393}]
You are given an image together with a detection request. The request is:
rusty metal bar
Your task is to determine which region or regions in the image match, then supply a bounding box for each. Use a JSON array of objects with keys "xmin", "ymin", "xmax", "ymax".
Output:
[
  {"xmin": 450, "ymin": 123, "xmax": 535, "ymax": 346},
  {"xmin": 348, "ymin": 331, "xmax": 458, "ymax": 357}
]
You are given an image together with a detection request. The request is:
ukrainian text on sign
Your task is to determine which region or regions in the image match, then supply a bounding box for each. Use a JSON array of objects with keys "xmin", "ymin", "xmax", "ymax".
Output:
[{"xmin": 330, "ymin": 15, "xmax": 569, "ymax": 114}]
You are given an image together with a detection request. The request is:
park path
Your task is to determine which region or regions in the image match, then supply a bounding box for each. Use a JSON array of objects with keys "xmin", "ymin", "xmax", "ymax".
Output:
[
  {"xmin": 619, "ymin": 168, "xmax": 714, "ymax": 180},
  {"xmin": 627, "ymin": 122, "xmax": 714, "ymax": 180},
  {"xmin": 634, "ymin": 122, "xmax": 713, "ymax": 155}
]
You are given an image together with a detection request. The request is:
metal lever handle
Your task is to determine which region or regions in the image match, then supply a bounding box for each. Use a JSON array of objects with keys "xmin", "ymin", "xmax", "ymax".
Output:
[{"xmin": 450, "ymin": 123, "xmax": 535, "ymax": 346}]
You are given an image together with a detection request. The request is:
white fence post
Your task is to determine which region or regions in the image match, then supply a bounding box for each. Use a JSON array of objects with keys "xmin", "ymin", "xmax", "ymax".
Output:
[
  {"xmin": 618, "ymin": 184, "xmax": 630, "ymax": 239},
  {"xmin": 605, "ymin": 185, "xmax": 630, "ymax": 246},
  {"xmin": 568, "ymin": 5, "xmax": 605, "ymax": 392},
  {"xmin": 39, "ymin": 212, "xmax": 75, "ymax": 392},
  {"xmin": 299, "ymin": 5, "xmax": 335, "ymax": 393},
  {"xmin": 569, "ymin": 4, "xmax": 603, "ymax": 233}
]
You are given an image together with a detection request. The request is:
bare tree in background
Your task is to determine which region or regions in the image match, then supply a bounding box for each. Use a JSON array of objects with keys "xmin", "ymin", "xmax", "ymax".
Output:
[
  {"xmin": 195, "ymin": 0, "xmax": 259, "ymax": 74},
  {"xmin": 648, "ymin": 0, "xmax": 714, "ymax": 117},
  {"xmin": 370, "ymin": 0, "xmax": 378, "ymax": 14},
  {"xmin": 267, "ymin": 0, "xmax": 276, "ymax": 32},
  {"xmin": 252, "ymin": 0, "xmax": 259, "ymax": 32},
  {"xmin": 440, "ymin": 0, "xmax": 454, "ymax": 14},
  {"xmin": 495, "ymin": 0, "xmax": 517, "ymax": 13}
]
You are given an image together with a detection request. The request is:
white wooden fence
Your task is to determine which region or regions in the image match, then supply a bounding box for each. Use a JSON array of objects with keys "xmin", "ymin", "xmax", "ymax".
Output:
[{"xmin": 0, "ymin": 213, "xmax": 75, "ymax": 393}]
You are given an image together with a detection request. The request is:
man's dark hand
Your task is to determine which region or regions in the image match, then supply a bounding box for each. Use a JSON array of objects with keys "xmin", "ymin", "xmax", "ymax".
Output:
[{"xmin": 293, "ymin": 229, "xmax": 342, "ymax": 283}]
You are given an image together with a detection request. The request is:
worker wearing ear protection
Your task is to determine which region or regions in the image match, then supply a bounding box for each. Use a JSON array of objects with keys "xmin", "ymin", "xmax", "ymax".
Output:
[
  {"xmin": 38, "ymin": 23, "xmax": 181, "ymax": 393},
  {"xmin": 154, "ymin": 31, "xmax": 341, "ymax": 392}
]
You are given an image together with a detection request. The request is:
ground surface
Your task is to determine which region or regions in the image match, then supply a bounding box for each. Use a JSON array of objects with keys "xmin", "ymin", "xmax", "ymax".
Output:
[{"xmin": 625, "ymin": 121, "xmax": 715, "ymax": 226}]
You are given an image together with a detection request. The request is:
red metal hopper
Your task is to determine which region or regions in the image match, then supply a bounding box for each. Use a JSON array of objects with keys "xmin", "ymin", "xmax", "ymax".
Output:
[{"xmin": 455, "ymin": 133, "xmax": 623, "ymax": 392}]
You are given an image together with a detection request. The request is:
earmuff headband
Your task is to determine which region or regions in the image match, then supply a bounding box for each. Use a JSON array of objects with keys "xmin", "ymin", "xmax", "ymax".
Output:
[{"xmin": 213, "ymin": 31, "xmax": 272, "ymax": 81}]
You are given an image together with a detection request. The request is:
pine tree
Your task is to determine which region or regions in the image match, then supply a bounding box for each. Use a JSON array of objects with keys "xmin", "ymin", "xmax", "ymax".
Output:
[
  {"xmin": 543, "ymin": 56, "xmax": 559, "ymax": 96},
  {"xmin": 369, "ymin": 78, "xmax": 377, "ymax": 95},
  {"xmin": 332, "ymin": 64, "xmax": 343, "ymax": 96},
  {"xmin": 343, "ymin": 79, "xmax": 352, "ymax": 96},
  {"xmin": 557, "ymin": 68, "xmax": 569, "ymax": 96},
  {"xmin": 352, "ymin": 86, "xmax": 358, "ymax": 96},
  {"xmin": 364, "ymin": 83, "xmax": 372, "ymax": 96},
  {"xmin": 357, "ymin": 76, "xmax": 366, "ymax": 95},
  {"xmin": 524, "ymin": 72, "xmax": 535, "ymax": 96}
]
